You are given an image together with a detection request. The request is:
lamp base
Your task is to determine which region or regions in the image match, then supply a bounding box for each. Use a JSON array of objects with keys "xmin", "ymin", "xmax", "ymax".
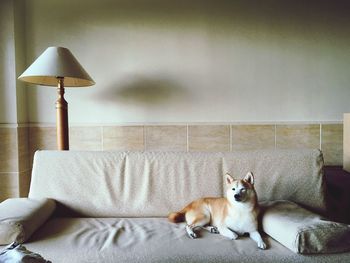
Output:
[{"xmin": 56, "ymin": 77, "xmax": 69, "ymax": 150}]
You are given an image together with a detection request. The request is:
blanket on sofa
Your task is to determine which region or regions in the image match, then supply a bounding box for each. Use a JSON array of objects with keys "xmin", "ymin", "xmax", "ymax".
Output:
[{"xmin": 0, "ymin": 242, "xmax": 51, "ymax": 263}]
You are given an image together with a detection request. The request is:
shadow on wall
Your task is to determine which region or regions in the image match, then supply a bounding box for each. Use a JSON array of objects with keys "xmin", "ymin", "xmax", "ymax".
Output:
[{"xmin": 97, "ymin": 75, "xmax": 189, "ymax": 106}]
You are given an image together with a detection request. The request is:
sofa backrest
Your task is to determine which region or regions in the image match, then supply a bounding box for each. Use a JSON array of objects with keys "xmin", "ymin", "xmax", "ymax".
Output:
[{"xmin": 29, "ymin": 149, "xmax": 326, "ymax": 217}]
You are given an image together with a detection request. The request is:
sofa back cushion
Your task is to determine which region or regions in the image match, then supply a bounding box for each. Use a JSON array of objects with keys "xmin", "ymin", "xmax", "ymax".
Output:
[
  {"xmin": 29, "ymin": 149, "xmax": 326, "ymax": 217},
  {"xmin": 29, "ymin": 151, "xmax": 223, "ymax": 217},
  {"xmin": 222, "ymin": 149, "xmax": 326, "ymax": 214}
]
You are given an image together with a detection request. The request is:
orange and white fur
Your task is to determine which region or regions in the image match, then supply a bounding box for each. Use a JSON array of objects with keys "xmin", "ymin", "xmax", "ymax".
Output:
[{"xmin": 168, "ymin": 172, "xmax": 266, "ymax": 249}]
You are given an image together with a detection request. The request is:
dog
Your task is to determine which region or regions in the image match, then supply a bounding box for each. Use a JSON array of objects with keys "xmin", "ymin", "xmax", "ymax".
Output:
[{"xmin": 168, "ymin": 172, "xmax": 266, "ymax": 249}]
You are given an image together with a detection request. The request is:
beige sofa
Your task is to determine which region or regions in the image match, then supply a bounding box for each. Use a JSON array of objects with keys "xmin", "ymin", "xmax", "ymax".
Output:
[{"xmin": 1, "ymin": 149, "xmax": 350, "ymax": 262}]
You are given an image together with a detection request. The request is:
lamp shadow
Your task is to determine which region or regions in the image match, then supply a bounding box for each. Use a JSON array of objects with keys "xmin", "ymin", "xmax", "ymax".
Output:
[{"xmin": 97, "ymin": 76, "xmax": 189, "ymax": 106}]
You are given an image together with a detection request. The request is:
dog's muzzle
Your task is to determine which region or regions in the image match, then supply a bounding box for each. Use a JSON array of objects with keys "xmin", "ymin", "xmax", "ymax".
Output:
[{"xmin": 234, "ymin": 194, "xmax": 241, "ymax": 201}]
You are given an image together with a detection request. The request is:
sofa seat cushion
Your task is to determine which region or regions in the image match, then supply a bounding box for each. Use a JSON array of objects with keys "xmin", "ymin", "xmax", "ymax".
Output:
[{"xmin": 6, "ymin": 218, "xmax": 350, "ymax": 263}]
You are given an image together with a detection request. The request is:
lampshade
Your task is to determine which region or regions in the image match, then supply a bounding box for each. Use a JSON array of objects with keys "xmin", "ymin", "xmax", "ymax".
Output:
[{"xmin": 18, "ymin": 46, "xmax": 95, "ymax": 87}]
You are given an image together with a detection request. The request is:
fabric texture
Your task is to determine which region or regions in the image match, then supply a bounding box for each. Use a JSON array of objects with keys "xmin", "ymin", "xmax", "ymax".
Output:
[
  {"xmin": 261, "ymin": 200, "xmax": 350, "ymax": 254},
  {"xmin": 0, "ymin": 242, "xmax": 51, "ymax": 263},
  {"xmin": 222, "ymin": 149, "xmax": 326, "ymax": 215},
  {"xmin": 0, "ymin": 198, "xmax": 56, "ymax": 245},
  {"xmin": 0, "ymin": 217, "xmax": 348, "ymax": 263},
  {"xmin": 29, "ymin": 151, "xmax": 223, "ymax": 217},
  {"xmin": 29, "ymin": 150, "xmax": 326, "ymax": 217}
]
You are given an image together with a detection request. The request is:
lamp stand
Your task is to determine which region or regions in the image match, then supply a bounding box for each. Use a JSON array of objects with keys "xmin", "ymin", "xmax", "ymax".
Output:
[{"xmin": 55, "ymin": 77, "xmax": 69, "ymax": 150}]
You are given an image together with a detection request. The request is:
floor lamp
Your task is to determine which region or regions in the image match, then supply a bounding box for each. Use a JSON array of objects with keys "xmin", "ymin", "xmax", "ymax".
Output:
[{"xmin": 18, "ymin": 46, "xmax": 95, "ymax": 150}]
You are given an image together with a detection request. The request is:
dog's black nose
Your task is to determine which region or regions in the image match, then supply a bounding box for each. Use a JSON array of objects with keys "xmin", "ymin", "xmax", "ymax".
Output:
[{"xmin": 234, "ymin": 194, "xmax": 240, "ymax": 199}]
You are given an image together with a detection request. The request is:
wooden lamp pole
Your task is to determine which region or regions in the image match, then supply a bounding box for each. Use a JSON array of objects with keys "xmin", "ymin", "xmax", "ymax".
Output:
[{"xmin": 56, "ymin": 77, "xmax": 69, "ymax": 150}]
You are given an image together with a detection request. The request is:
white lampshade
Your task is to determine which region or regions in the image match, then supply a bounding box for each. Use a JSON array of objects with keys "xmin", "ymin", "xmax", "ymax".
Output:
[{"xmin": 18, "ymin": 46, "xmax": 95, "ymax": 87}]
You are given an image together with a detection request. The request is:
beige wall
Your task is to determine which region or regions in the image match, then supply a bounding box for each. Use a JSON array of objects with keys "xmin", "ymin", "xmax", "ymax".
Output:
[
  {"xmin": 0, "ymin": 0, "xmax": 17, "ymax": 124},
  {"xmin": 26, "ymin": 123, "xmax": 342, "ymax": 163},
  {"xmin": 14, "ymin": 0, "xmax": 27, "ymax": 124},
  {"xmin": 0, "ymin": 0, "xmax": 29, "ymax": 201},
  {"xmin": 24, "ymin": 0, "xmax": 350, "ymax": 124},
  {"xmin": 0, "ymin": 0, "xmax": 27, "ymax": 124}
]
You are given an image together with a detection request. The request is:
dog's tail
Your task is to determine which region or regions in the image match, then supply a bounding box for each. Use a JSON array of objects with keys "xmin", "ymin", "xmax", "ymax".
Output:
[{"xmin": 168, "ymin": 210, "xmax": 186, "ymax": 223}]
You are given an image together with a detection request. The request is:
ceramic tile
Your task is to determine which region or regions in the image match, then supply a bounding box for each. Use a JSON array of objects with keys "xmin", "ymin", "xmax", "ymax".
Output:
[
  {"xmin": 103, "ymin": 126, "xmax": 144, "ymax": 151},
  {"xmin": 69, "ymin": 127, "xmax": 102, "ymax": 151},
  {"xmin": 321, "ymin": 124, "xmax": 343, "ymax": 166},
  {"xmin": 145, "ymin": 126, "xmax": 187, "ymax": 151},
  {"xmin": 28, "ymin": 127, "xmax": 57, "ymax": 167},
  {"xmin": 344, "ymin": 114, "xmax": 350, "ymax": 172},
  {"xmin": 189, "ymin": 125, "xmax": 230, "ymax": 152},
  {"xmin": 18, "ymin": 127, "xmax": 30, "ymax": 172},
  {"xmin": 19, "ymin": 170, "xmax": 31, "ymax": 197},
  {"xmin": 231, "ymin": 125, "xmax": 275, "ymax": 151},
  {"xmin": 276, "ymin": 124, "xmax": 320, "ymax": 149},
  {"xmin": 0, "ymin": 128, "xmax": 18, "ymax": 173},
  {"xmin": 0, "ymin": 173, "xmax": 19, "ymax": 201}
]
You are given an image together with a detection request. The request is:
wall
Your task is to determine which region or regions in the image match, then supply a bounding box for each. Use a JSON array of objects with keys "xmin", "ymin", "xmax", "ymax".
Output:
[
  {"xmin": 0, "ymin": 0, "xmax": 30, "ymax": 202},
  {"xmin": 0, "ymin": 0, "xmax": 17, "ymax": 124},
  {"xmin": 0, "ymin": 0, "xmax": 348, "ymax": 201},
  {"xmin": 28, "ymin": 123, "xmax": 343, "ymax": 162},
  {"xmin": 24, "ymin": 0, "xmax": 350, "ymax": 124}
]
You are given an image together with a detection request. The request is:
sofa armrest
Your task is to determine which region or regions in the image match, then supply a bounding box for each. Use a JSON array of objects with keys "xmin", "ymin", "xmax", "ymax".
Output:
[
  {"xmin": 261, "ymin": 200, "xmax": 350, "ymax": 254},
  {"xmin": 0, "ymin": 198, "xmax": 56, "ymax": 245}
]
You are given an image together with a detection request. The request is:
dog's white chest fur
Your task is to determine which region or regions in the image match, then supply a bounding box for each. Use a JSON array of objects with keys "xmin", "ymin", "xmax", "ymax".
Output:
[{"xmin": 224, "ymin": 206, "xmax": 257, "ymax": 234}]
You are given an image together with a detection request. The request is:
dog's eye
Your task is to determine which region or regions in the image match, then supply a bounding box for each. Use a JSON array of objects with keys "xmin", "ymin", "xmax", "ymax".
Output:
[{"xmin": 232, "ymin": 188, "xmax": 235, "ymax": 191}]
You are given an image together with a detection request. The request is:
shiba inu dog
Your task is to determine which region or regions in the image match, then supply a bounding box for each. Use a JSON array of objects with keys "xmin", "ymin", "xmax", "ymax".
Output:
[{"xmin": 168, "ymin": 172, "xmax": 266, "ymax": 249}]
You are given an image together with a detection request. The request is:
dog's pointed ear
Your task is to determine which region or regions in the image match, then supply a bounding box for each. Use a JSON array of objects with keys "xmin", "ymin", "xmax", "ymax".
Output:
[
  {"xmin": 244, "ymin": 172, "xmax": 254, "ymax": 185},
  {"xmin": 225, "ymin": 173, "xmax": 235, "ymax": 185}
]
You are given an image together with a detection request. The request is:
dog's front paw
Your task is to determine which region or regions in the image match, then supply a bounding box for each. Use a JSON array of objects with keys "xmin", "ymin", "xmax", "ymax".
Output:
[
  {"xmin": 210, "ymin": 226, "xmax": 220, "ymax": 234},
  {"xmin": 189, "ymin": 232, "xmax": 197, "ymax": 239},
  {"xmin": 258, "ymin": 240, "xmax": 267, "ymax": 250},
  {"xmin": 250, "ymin": 231, "xmax": 267, "ymax": 250},
  {"xmin": 230, "ymin": 232, "xmax": 239, "ymax": 240},
  {"xmin": 218, "ymin": 227, "xmax": 238, "ymax": 240},
  {"xmin": 225, "ymin": 231, "xmax": 238, "ymax": 240},
  {"xmin": 186, "ymin": 225, "xmax": 198, "ymax": 239}
]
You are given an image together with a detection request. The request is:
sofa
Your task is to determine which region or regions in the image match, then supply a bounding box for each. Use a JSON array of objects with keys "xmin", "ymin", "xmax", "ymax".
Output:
[{"xmin": 1, "ymin": 149, "xmax": 350, "ymax": 262}]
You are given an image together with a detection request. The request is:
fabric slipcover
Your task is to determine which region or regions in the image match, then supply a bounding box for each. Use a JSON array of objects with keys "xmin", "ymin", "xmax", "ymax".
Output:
[
  {"xmin": 262, "ymin": 200, "xmax": 350, "ymax": 254},
  {"xmin": 1, "ymin": 149, "xmax": 347, "ymax": 262},
  {"xmin": 0, "ymin": 198, "xmax": 56, "ymax": 245},
  {"xmin": 29, "ymin": 150, "xmax": 326, "ymax": 217},
  {"xmin": 0, "ymin": 217, "xmax": 348, "ymax": 263}
]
